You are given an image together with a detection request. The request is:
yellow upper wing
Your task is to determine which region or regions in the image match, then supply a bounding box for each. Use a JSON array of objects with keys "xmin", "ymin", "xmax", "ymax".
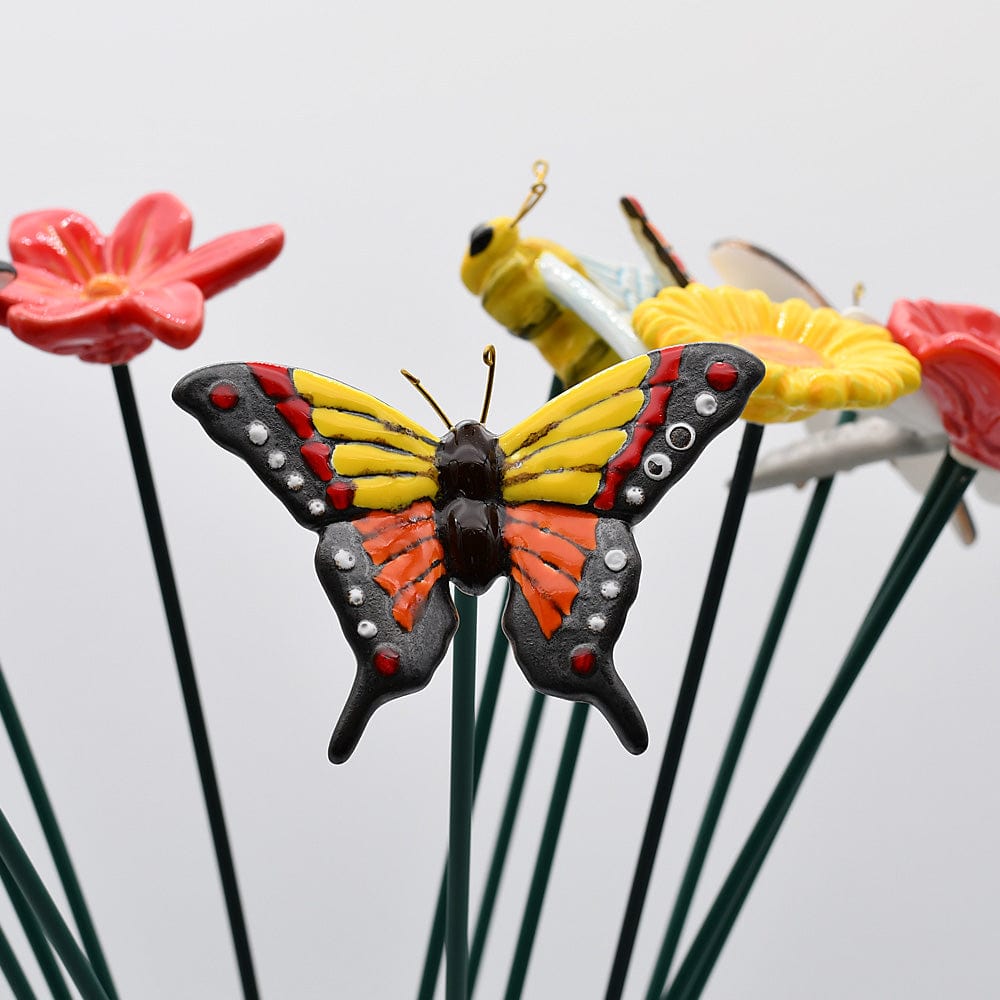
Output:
[
  {"xmin": 292, "ymin": 369, "xmax": 440, "ymax": 510},
  {"xmin": 498, "ymin": 354, "xmax": 651, "ymax": 505}
]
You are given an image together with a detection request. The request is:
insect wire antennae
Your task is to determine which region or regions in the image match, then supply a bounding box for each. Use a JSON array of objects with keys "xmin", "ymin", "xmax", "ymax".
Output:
[
  {"xmin": 400, "ymin": 368, "xmax": 454, "ymax": 430},
  {"xmin": 480, "ymin": 345, "xmax": 497, "ymax": 424},
  {"xmin": 510, "ymin": 159, "xmax": 549, "ymax": 227}
]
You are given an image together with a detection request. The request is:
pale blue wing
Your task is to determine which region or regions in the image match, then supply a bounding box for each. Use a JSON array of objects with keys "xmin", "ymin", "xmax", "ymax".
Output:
[
  {"xmin": 537, "ymin": 252, "xmax": 648, "ymax": 360},
  {"xmin": 577, "ymin": 254, "xmax": 661, "ymax": 311}
]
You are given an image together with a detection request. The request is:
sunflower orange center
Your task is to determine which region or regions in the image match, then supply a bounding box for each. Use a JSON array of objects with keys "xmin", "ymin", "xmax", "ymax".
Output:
[
  {"xmin": 84, "ymin": 272, "xmax": 128, "ymax": 298},
  {"xmin": 736, "ymin": 333, "xmax": 829, "ymax": 368}
]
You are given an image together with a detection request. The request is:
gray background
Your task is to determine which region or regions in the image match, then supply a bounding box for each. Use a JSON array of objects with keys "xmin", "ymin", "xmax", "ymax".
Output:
[{"xmin": 1, "ymin": 0, "xmax": 998, "ymax": 996}]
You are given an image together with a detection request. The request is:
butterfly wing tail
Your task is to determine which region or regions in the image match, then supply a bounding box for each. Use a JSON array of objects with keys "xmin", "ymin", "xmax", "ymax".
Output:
[
  {"xmin": 316, "ymin": 521, "xmax": 459, "ymax": 763},
  {"xmin": 503, "ymin": 517, "xmax": 648, "ymax": 753}
]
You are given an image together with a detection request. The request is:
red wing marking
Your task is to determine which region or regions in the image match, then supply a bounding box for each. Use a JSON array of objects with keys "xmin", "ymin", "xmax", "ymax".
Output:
[
  {"xmin": 505, "ymin": 519, "xmax": 588, "ymax": 578},
  {"xmin": 276, "ymin": 398, "xmax": 315, "ymax": 439},
  {"xmin": 326, "ymin": 480, "xmax": 357, "ymax": 510},
  {"xmin": 355, "ymin": 503, "xmax": 436, "ymax": 537},
  {"xmin": 354, "ymin": 503, "xmax": 436, "ymax": 562},
  {"xmin": 504, "ymin": 503, "xmax": 599, "ymax": 640},
  {"xmin": 354, "ymin": 502, "xmax": 444, "ymax": 631},
  {"xmin": 370, "ymin": 538, "xmax": 442, "ymax": 595},
  {"xmin": 594, "ymin": 346, "xmax": 684, "ymax": 510},
  {"xmin": 248, "ymin": 362, "xmax": 295, "ymax": 398},
  {"xmin": 300, "ymin": 442, "xmax": 334, "ymax": 481},
  {"xmin": 505, "ymin": 503, "xmax": 598, "ymax": 549},
  {"xmin": 247, "ymin": 363, "xmax": 317, "ymax": 439},
  {"xmin": 510, "ymin": 567, "xmax": 563, "ymax": 639},
  {"xmin": 381, "ymin": 560, "xmax": 447, "ymax": 631}
]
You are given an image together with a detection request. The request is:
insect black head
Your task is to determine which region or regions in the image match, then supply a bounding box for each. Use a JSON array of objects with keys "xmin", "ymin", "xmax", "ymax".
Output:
[{"xmin": 468, "ymin": 224, "xmax": 493, "ymax": 257}]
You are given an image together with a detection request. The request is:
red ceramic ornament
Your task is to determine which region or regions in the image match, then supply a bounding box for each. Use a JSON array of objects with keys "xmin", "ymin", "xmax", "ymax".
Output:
[
  {"xmin": 888, "ymin": 299, "xmax": 1000, "ymax": 470},
  {"xmin": 0, "ymin": 193, "xmax": 284, "ymax": 365}
]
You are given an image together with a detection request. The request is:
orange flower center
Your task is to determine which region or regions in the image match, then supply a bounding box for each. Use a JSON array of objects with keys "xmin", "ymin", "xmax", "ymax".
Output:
[
  {"xmin": 736, "ymin": 333, "xmax": 829, "ymax": 368},
  {"xmin": 84, "ymin": 272, "xmax": 128, "ymax": 299}
]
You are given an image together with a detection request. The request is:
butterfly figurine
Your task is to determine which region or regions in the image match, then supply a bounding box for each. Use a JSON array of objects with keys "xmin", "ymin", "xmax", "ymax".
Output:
[{"xmin": 173, "ymin": 342, "xmax": 764, "ymax": 762}]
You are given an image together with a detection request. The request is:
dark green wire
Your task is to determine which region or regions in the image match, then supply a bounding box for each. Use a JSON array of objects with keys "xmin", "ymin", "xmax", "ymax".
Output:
[
  {"xmin": 416, "ymin": 593, "xmax": 511, "ymax": 1000},
  {"xmin": 502, "ymin": 702, "xmax": 589, "ymax": 1000},
  {"xmin": 0, "ymin": 857, "xmax": 70, "ymax": 1000},
  {"xmin": 0, "ymin": 661, "xmax": 118, "ymax": 998},
  {"xmin": 605, "ymin": 422, "xmax": 764, "ymax": 1000},
  {"xmin": 663, "ymin": 455, "xmax": 974, "ymax": 1000},
  {"xmin": 417, "ymin": 376, "xmax": 562, "ymax": 1000},
  {"xmin": 0, "ymin": 919, "xmax": 38, "ymax": 1000},
  {"xmin": 112, "ymin": 363, "xmax": 259, "ymax": 1000},
  {"xmin": 468, "ymin": 691, "xmax": 546, "ymax": 993},
  {"xmin": 446, "ymin": 590, "xmax": 478, "ymax": 1000},
  {"xmin": 0, "ymin": 807, "xmax": 110, "ymax": 1000},
  {"xmin": 645, "ymin": 429, "xmax": 848, "ymax": 997}
]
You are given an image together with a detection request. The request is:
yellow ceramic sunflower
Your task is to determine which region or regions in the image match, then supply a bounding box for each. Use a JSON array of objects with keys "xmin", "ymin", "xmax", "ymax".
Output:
[{"xmin": 634, "ymin": 284, "xmax": 921, "ymax": 423}]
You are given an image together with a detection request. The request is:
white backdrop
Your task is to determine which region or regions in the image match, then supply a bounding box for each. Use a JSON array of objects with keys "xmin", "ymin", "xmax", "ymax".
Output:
[{"xmin": 1, "ymin": 1, "xmax": 998, "ymax": 997}]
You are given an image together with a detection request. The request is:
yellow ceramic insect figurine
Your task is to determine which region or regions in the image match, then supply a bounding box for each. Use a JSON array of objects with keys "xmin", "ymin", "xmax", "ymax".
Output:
[{"xmin": 461, "ymin": 161, "xmax": 626, "ymax": 387}]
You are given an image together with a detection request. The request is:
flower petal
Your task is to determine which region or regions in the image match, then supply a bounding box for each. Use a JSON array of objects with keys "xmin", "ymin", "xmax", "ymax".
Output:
[
  {"xmin": 0, "ymin": 263, "xmax": 83, "ymax": 325},
  {"xmin": 106, "ymin": 193, "xmax": 193, "ymax": 282},
  {"xmin": 123, "ymin": 280, "xmax": 204, "ymax": 350},
  {"xmin": 8, "ymin": 210, "xmax": 105, "ymax": 284},
  {"xmin": 6, "ymin": 297, "xmax": 153, "ymax": 364},
  {"xmin": 144, "ymin": 224, "xmax": 284, "ymax": 298},
  {"xmin": 889, "ymin": 299, "xmax": 1000, "ymax": 469},
  {"xmin": 912, "ymin": 337, "xmax": 1000, "ymax": 469}
]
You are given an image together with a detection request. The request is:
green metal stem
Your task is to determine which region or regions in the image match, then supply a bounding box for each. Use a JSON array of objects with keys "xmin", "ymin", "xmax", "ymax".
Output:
[
  {"xmin": 0, "ymin": 919, "xmax": 37, "ymax": 1000},
  {"xmin": 664, "ymin": 455, "xmax": 974, "ymax": 1000},
  {"xmin": 645, "ymin": 473, "xmax": 835, "ymax": 997},
  {"xmin": 112, "ymin": 363, "xmax": 259, "ymax": 1000},
  {"xmin": 469, "ymin": 691, "xmax": 546, "ymax": 993},
  {"xmin": 446, "ymin": 590, "xmax": 478, "ymax": 1000},
  {"xmin": 503, "ymin": 702, "xmax": 589, "ymax": 1000},
  {"xmin": 0, "ymin": 858, "xmax": 70, "ymax": 1000},
  {"xmin": 417, "ymin": 592, "xmax": 511, "ymax": 1000},
  {"xmin": 419, "ymin": 376, "xmax": 562, "ymax": 1000},
  {"xmin": 605, "ymin": 422, "xmax": 764, "ymax": 1000},
  {"xmin": 0, "ymin": 808, "xmax": 109, "ymax": 999},
  {"xmin": 0, "ymin": 662, "xmax": 118, "ymax": 998}
]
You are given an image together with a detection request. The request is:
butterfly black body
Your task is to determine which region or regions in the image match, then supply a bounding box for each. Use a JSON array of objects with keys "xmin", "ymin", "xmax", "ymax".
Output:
[{"xmin": 435, "ymin": 421, "xmax": 507, "ymax": 594}]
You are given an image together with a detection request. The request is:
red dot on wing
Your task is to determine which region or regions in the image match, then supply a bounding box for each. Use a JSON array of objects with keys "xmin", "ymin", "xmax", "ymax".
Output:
[
  {"xmin": 209, "ymin": 382, "xmax": 239, "ymax": 410},
  {"xmin": 373, "ymin": 646, "xmax": 400, "ymax": 676},
  {"xmin": 570, "ymin": 646, "xmax": 596, "ymax": 675},
  {"xmin": 706, "ymin": 361, "xmax": 739, "ymax": 391}
]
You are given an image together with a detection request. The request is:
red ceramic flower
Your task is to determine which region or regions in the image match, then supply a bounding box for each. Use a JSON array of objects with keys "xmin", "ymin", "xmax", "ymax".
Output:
[
  {"xmin": 888, "ymin": 299, "xmax": 1000, "ymax": 469},
  {"xmin": 0, "ymin": 193, "xmax": 284, "ymax": 365}
]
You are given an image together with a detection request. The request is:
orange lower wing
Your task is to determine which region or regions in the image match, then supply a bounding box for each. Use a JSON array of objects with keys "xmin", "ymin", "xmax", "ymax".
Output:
[
  {"xmin": 504, "ymin": 503, "xmax": 599, "ymax": 639},
  {"xmin": 354, "ymin": 501, "xmax": 447, "ymax": 631}
]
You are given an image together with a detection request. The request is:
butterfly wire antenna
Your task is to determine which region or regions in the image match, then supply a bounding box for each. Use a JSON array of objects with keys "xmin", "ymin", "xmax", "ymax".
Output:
[
  {"xmin": 400, "ymin": 367, "xmax": 454, "ymax": 430},
  {"xmin": 510, "ymin": 159, "xmax": 549, "ymax": 227},
  {"xmin": 480, "ymin": 344, "xmax": 497, "ymax": 423}
]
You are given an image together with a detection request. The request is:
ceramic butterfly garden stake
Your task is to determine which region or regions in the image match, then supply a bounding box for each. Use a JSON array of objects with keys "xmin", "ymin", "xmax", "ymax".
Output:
[{"xmin": 174, "ymin": 343, "xmax": 765, "ymax": 761}]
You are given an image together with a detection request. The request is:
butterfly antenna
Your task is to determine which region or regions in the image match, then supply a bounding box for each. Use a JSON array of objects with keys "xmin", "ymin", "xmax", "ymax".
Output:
[
  {"xmin": 511, "ymin": 159, "xmax": 549, "ymax": 227},
  {"xmin": 400, "ymin": 368, "xmax": 453, "ymax": 430},
  {"xmin": 480, "ymin": 344, "xmax": 497, "ymax": 424}
]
